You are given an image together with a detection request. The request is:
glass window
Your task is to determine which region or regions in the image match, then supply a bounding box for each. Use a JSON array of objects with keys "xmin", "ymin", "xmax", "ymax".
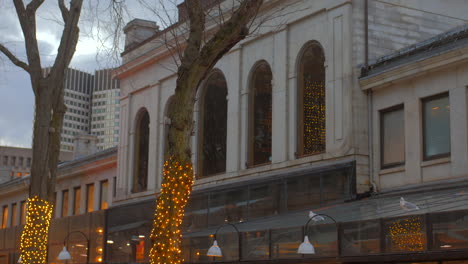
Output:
[
  {"xmin": 423, "ymin": 93, "xmax": 450, "ymax": 160},
  {"xmin": 133, "ymin": 109, "xmax": 149, "ymax": 193},
  {"xmin": 19, "ymin": 157, "xmax": 24, "ymax": 166},
  {"xmin": 341, "ymin": 220, "xmax": 381, "ymax": 256},
  {"xmin": 380, "ymin": 105, "xmax": 405, "ymax": 168},
  {"xmin": 384, "ymin": 215, "xmax": 426, "ymax": 253},
  {"xmin": 73, "ymin": 186, "xmax": 81, "ymax": 215},
  {"xmin": 297, "ymin": 41, "xmax": 326, "ymax": 156},
  {"xmin": 2, "ymin": 156, "xmax": 7, "ymax": 166},
  {"xmin": 62, "ymin": 189, "xmax": 69, "ymax": 217},
  {"xmin": 100, "ymin": 180, "xmax": 109, "ymax": 210},
  {"xmin": 287, "ymin": 173, "xmax": 320, "ymax": 212},
  {"xmin": 182, "ymin": 194, "xmax": 208, "ymax": 232},
  {"xmin": 198, "ymin": 72, "xmax": 227, "ymax": 177},
  {"xmin": 208, "ymin": 189, "xmax": 248, "ymax": 227},
  {"xmin": 249, "ymin": 62, "xmax": 272, "ymax": 166},
  {"xmin": 2, "ymin": 206, "xmax": 8, "ymax": 228},
  {"xmin": 20, "ymin": 201, "xmax": 27, "ymax": 225},
  {"xmin": 248, "ymin": 182, "xmax": 281, "ymax": 219},
  {"xmin": 271, "ymin": 227, "xmax": 302, "ymax": 259},
  {"xmin": 431, "ymin": 210, "xmax": 468, "ymax": 250},
  {"xmin": 10, "ymin": 203, "xmax": 17, "ymax": 226},
  {"xmin": 11, "ymin": 156, "xmax": 16, "ymax": 166},
  {"xmin": 86, "ymin": 184, "xmax": 95, "ymax": 213},
  {"xmin": 242, "ymin": 230, "xmax": 269, "ymax": 260}
]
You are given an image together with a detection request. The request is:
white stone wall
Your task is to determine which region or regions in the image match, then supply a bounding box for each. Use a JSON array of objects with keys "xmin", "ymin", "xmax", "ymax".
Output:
[{"xmin": 116, "ymin": 0, "xmax": 371, "ymax": 202}]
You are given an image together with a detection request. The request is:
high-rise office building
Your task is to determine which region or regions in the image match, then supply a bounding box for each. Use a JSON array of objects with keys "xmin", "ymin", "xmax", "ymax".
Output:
[
  {"xmin": 91, "ymin": 69, "xmax": 121, "ymax": 150},
  {"xmin": 42, "ymin": 67, "xmax": 120, "ymax": 152}
]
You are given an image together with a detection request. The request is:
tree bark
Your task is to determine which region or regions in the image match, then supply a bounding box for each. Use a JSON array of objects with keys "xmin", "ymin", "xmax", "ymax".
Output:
[
  {"xmin": 149, "ymin": 1, "xmax": 263, "ymax": 263},
  {"xmin": 0, "ymin": 1, "xmax": 83, "ymax": 264}
]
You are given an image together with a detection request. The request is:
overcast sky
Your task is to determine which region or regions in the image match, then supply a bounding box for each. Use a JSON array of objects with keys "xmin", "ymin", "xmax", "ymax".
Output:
[{"xmin": 0, "ymin": 0, "xmax": 180, "ymax": 148}]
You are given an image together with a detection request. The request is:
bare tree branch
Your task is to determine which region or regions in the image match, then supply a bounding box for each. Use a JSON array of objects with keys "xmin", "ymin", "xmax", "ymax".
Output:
[
  {"xmin": 0, "ymin": 43, "xmax": 30, "ymax": 73},
  {"xmin": 58, "ymin": 0, "xmax": 69, "ymax": 21},
  {"xmin": 26, "ymin": 0, "xmax": 45, "ymax": 14}
]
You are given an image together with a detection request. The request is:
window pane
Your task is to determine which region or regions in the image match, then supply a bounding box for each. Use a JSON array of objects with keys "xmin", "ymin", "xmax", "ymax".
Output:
[
  {"xmin": 381, "ymin": 106, "xmax": 405, "ymax": 167},
  {"xmin": 306, "ymin": 221, "xmax": 338, "ymax": 256},
  {"xmin": 100, "ymin": 180, "xmax": 109, "ymax": 210},
  {"xmin": 248, "ymin": 182, "xmax": 281, "ymax": 219},
  {"xmin": 20, "ymin": 201, "xmax": 26, "ymax": 225},
  {"xmin": 183, "ymin": 194, "xmax": 208, "ymax": 232},
  {"xmin": 299, "ymin": 42, "xmax": 326, "ymax": 155},
  {"xmin": 208, "ymin": 189, "xmax": 248, "ymax": 227},
  {"xmin": 87, "ymin": 184, "xmax": 95, "ymax": 213},
  {"xmin": 431, "ymin": 210, "xmax": 468, "ymax": 250},
  {"xmin": 384, "ymin": 215, "xmax": 426, "ymax": 253},
  {"xmin": 287, "ymin": 173, "xmax": 320, "ymax": 212},
  {"xmin": 73, "ymin": 187, "xmax": 81, "ymax": 215},
  {"xmin": 199, "ymin": 72, "xmax": 227, "ymax": 177},
  {"xmin": 341, "ymin": 220, "xmax": 381, "ymax": 255},
  {"xmin": 242, "ymin": 230, "xmax": 269, "ymax": 260},
  {"xmin": 62, "ymin": 190, "xmax": 69, "ymax": 217},
  {"xmin": 2, "ymin": 206, "xmax": 8, "ymax": 228},
  {"xmin": 424, "ymin": 94, "xmax": 450, "ymax": 159},
  {"xmin": 251, "ymin": 63, "xmax": 272, "ymax": 165},
  {"xmin": 10, "ymin": 204, "xmax": 17, "ymax": 226},
  {"xmin": 133, "ymin": 110, "xmax": 149, "ymax": 192},
  {"xmin": 271, "ymin": 227, "xmax": 302, "ymax": 259}
]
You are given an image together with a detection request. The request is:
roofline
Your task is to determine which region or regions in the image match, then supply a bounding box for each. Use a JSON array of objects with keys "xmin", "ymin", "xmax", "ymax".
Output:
[{"xmin": 360, "ymin": 24, "xmax": 468, "ymax": 79}]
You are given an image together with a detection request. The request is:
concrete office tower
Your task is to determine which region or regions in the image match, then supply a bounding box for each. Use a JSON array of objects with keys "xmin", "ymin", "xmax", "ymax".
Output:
[
  {"xmin": 42, "ymin": 67, "xmax": 94, "ymax": 152},
  {"xmin": 91, "ymin": 69, "xmax": 121, "ymax": 150}
]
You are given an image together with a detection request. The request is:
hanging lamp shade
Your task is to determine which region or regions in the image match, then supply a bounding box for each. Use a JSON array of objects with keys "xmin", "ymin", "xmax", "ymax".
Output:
[
  {"xmin": 58, "ymin": 246, "xmax": 72, "ymax": 260},
  {"xmin": 206, "ymin": 240, "xmax": 222, "ymax": 257},
  {"xmin": 297, "ymin": 235, "xmax": 315, "ymax": 254}
]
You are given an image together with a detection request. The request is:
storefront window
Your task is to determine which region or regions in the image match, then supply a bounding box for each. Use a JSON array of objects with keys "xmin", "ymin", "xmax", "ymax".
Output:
[
  {"xmin": 306, "ymin": 221, "xmax": 338, "ymax": 256},
  {"xmin": 287, "ymin": 173, "xmax": 320, "ymax": 212},
  {"xmin": 341, "ymin": 219, "xmax": 381, "ymax": 255},
  {"xmin": 242, "ymin": 230, "xmax": 269, "ymax": 260},
  {"xmin": 248, "ymin": 181, "xmax": 281, "ymax": 219},
  {"xmin": 431, "ymin": 210, "xmax": 468, "ymax": 250},
  {"xmin": 384, "ymin": 215, "xmax": 426, "ymax": 253},
  {"xmin": 271, "ymin": 227, "xmax": 302, "ymax": 259},
  {"xmin": 183, "ymin": 194, "xmax": 208, "ymax": 232},
  {"xmin": 208, "ymin": 189, "xmax": 248, "ymax": 227}
]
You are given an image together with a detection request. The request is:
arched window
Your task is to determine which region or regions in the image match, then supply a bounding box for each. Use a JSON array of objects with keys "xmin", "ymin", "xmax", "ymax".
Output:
[
  {"xmin": 133, "ymin": 108, "xmax": 149, "ymax": 193},
  {"xmin": 198, "ymin": 71, "xmax": 227, "ymax": 177},
  {"xmin": 297, "ymin": 42, "xmax": 325, "ymax": 156},
  {"xmin": 249, "ymin": 62, "xmax": 272, "ymax": 166}
]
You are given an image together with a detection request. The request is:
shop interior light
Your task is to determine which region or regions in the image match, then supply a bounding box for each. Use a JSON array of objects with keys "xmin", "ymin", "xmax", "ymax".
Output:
[
  {"xmin": 206, "ymin": 240, "xmax": 222, "ymax": 257},
  {"xmin": 58, "ymin": 246, "xmax": 72, "ymax": 261},
  {"xmin": 297, "ymin": 235, "xmax": 315, "ymax": 254}
]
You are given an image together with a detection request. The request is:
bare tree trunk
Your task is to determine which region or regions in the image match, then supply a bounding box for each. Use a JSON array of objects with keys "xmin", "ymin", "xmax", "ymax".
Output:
[
  {"xmin": 0, "ymin": 1, "xmax": 83, "ymax": 263},
  {"xmin": 149, "ymin": 1, "xmax": 263, "ymax": 263}
]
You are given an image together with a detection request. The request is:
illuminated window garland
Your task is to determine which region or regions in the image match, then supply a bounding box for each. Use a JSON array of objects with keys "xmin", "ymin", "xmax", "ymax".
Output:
[
  {"xmin": 20, "ymin": 196, "xmax": 53, "ymax": 264},
  {"xmin": 389, "ymin": 217, "xmax": 424, "ymax": 252},
  {"xmin": 150, "ymin": 157, "xmax": 194, "ymax": 264}
]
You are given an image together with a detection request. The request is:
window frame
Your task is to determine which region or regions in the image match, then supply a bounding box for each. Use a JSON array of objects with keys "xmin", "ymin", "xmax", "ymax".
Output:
[
  {"xmin": 379, "ymin": 104, "xmax": 405, "ymax": 169},
  {"xmin": 132, "ymin": 108, "xmax": 150, "ymax": 193},
  {"xmin": 73, "ymin": 186, "xmax": 81, "ymax": 215},
  {"xmin": 422, "ymin": 92, "xmax": 451, "ymax": 161},
  {"xmin": 248, "ymin": 61, "xmax": 273, "ymax": 167},
  {"xmin": 99, "ymin": 180, "xmax": 109, "ymax": 210},
  {"xmin": 61, "ymin": 189, "xmax": 69, "ymax": 217},
  {"xmin": 86, "ymin": 183, "xmax": 95, "ymax": 213},
  {"xmin": 296, "ymin": 41, "xmax": 326, "ymax": 157}
]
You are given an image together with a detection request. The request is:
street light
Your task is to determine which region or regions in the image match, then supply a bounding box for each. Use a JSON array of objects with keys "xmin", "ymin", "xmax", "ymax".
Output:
[
  {"xmin": 57, "ymin": 231, "xmax": 90, "ymax": 264},
  {"xmin": 298, "ymin": 213, "xmax": 337, "ymax": 254},
  {"xmin": 207, "ymin": 222, "xmax": 241, "ymax": 259}
]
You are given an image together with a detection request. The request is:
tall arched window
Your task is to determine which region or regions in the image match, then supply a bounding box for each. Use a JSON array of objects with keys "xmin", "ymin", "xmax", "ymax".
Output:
[
  {"xmin": 249, "ymin": 62, "xmax": 272, "ymax": 166},
  {"xmin": 133, "ymin": 108, "xmax": 149, "ymax": 193},
  {"xmin": 198, "ymin": 71, "xmax": 228, "ymax": 177},
  {"xmin": 297, "ymin": 42, "xmax": 326, "ymax": 156}
]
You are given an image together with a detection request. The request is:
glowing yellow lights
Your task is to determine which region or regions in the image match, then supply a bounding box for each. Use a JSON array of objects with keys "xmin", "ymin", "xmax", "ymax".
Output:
[
  {"xmin": 19, "ymin": 196, "xmax": 54, "ymax": 264},
  {"xmin": 389, "ymin": 217, "xmax": 424, "ymax": 252},
  {"xmin": 96, "ymin": 247, "xmax": 103, "ymax": 253},
  {"xmin": 302, "ymin": 80, "xmax": 325, "ymax": 155},
  {"xmin": 96, "ymin": 256, "xmax": 103, "ymax": 262},
  {"xmin": 149, "ymin": 157, "xmax": 194, "ymax": 264},
  {"xmin": 97, "ymin": 227, "xmax": 104, "ymax": 234}
]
